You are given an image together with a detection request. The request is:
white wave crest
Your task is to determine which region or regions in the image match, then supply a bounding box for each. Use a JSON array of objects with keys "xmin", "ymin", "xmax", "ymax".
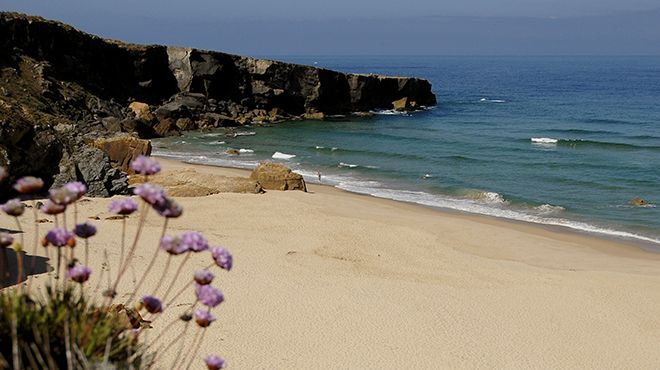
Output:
[
  {"xmin": 531, "ymin": 137, "xmax": 558, "ymax": 144},
  {"xmin": 338, "ymin": 162, "xmax": 359, "ymax": 168},
  {"xmin": 534, "ymin": 204, "xmax": 566, "ymax": 214},
  {"xmin": 239, "ymin": 148, "xmax": 254, "ymax": 153},
  {"xmin": 234, "ymin": 131, "xmax": 256, "ymax": 137},
  {"xmin": 480, "ymin": 98, "xmax": 506, "ymax": 103},
  {"xmin": 272, "ymin": 152, "xmax": 296, "ymax": 159}
]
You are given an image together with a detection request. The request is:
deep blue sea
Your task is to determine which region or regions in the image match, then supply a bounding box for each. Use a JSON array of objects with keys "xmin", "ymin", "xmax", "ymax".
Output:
[{"xmin": 153, "ymin": 56, "xmax": 660, "ymax": 246}]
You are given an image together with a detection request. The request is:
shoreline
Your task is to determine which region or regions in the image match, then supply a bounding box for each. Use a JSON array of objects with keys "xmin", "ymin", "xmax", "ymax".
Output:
[{"xmin": 156, "ymin": 156, "xmax": 660, "ymax": 257}]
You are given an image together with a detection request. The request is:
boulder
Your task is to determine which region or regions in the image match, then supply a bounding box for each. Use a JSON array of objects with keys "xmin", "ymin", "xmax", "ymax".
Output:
[
  {"xmin": 128, "ymin": 102, "xmax": 155, "ymax": 121},
  {"xmin": 250, "ymin": 162, "xmax": 306, "ymax": 191},
  {"xmin": 392, "ymin": 97, "xmax": 418, "ymax": 111},
  {"xmin": 52, "ymin": 146, "xmax": 128, "ymax": 197},
  {"xmin": 91, "ymin": 136, "xmax": 152, "ymax": 173},
  {"xmin": 175, "ymin": 118, "xmax": 195, "ymax": 131},
  {"xmin": 225, "ymin": 149, "xmax": 240, "ymax": 155},
  {"xmin": 154, "ymin": 118, "xmax": 178, "ymax": 137},
  {"xmin": 134, "ymin": 168, "xmax": 263, "ymax": 196},
  {"xmin": 629, "ymin": 197, "xmax": 648, "ymax": 206}
]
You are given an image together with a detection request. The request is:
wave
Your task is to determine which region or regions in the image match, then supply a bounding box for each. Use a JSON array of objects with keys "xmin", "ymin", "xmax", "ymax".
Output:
[
  {"xmin": 338, "ymin": 162, "xmax": 358, "ymax": 168},
  {"xmin": 479, "ymin": 98, "xmax": 506, "ymax": 103},
  {"xmin": 272, "ymin": 151, "xmax": 296, "ymax": 160},
  {"xmin": 534, "ymin": 204, "xmax": 566, "ymax": 214},
  {"xmin": 239, "ymin": 148, "xmax": 254, "ymax": 153},
  {"xmin": 233, "ymin": 131, "xmax": 257, "ymax": 137},
  {"xmin": 333, "ymin": 183, "xmax": 660, "ymax": 247},
  {"xmin": 465, "ymin": 191, "xmax": 508, "ymax": 205},
  {"xmin": 581, "ymin": 118, "xmax": 638, "ymax": 126},
  {"xmin": 531, "ymin": 137, "xmax": 558, "ymax": 144},
  {"xmin": 528, "ymin": 138, "xmax": 660, "ymax": 151},
  {"xmin": 370, "ymin": 109, "xmax": 411, "ymax": 116}
]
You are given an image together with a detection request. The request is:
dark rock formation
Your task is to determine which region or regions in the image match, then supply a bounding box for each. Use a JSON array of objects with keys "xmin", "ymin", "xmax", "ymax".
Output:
[
  {"xmin": 250, "ymin": 162, "xmax": 307, "ymax": 191},
  {"xmin": 0, "ymin": 12, "xmax": 436, "ymax": 197}
]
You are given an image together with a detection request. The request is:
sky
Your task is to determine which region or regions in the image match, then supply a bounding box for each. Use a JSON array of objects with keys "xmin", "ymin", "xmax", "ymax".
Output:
[{"xmin": 1, "ymin": 0, "xmax": 660, "ymax": 55}]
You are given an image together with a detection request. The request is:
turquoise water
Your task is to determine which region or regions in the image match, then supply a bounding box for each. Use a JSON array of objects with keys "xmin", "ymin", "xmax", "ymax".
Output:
[{"xmin": 153, "ymin": 56, "xmax": 660, "ymax": 246}]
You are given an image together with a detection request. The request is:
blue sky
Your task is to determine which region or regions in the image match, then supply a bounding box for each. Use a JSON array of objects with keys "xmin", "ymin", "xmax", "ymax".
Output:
[{"xmin": 2, "ymin": 0, "xmax": 659, "ymax": 55}]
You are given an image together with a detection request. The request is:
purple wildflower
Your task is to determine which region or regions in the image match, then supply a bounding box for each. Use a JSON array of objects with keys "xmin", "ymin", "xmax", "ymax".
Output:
[
  {"xmin": 130, "ymin": 155, "xmax": 161, "ymax": 176},
  {"xmin": 194, "ymin": 270, "xmax": 214, "ymax": 285},
  {"xmin": 0, "ymin": 233, "xmax": 13, "ymax": 248},
  {"xmin": 211, "ymin": 247, "xmax": 232, "ymax": 271},
  {"xmin": 74, "ymin": 222, "xmax": 97, "ymax": 239},
  {"xmin": 66, "ymin": 265, "xmax": 91, "ymax": 283},
  {"xmin": 204, "ymin": 355, "xmax": 226, "ymax": 370},
  {"xmin": 44, "ymin": 228, "xmax": 75, "ymax": 248},
  {"xmin": 195, "ymin": 284, "xmax": 224, "ymax": 308},
  {"xmin": 133, "ymin": 183, "xmax": 165, "ymax": 205},
  {"xmin": 13, "ymin": 176, "xmax": 44, "ymax": 194},
  {"xmin": 63, "ymin": 181, "xmax": 87, "ymax": 201},
  {"xmin": 0, "ymin": 167, "xmax": 6, "ymax": 183},
  {"xmin": 181, "ymin": 231, "xmax": 208, "ymax": 252},
  {"xmin": 108, "ymin": 198, "xmax": 138, "ymax": 215},
  {"xmin": 49, "ymin": 187, "xmax": 75, "ymax": 205},
  {"xmin": 152, "ymin": 196, "xmax": 183, "ymax": 218},
  {"xmin": 160, "ymin": 235, "xmax": 188, "ymax": 255},
  {"xmin": 40, "ymin": 200, "xmax": 66, "ymax": 215},
  {"xmin": 193, "ymin": 309, "xmax": 216, "ymax": 328},
  {"xmin": 1, "ymin": 199, "xmax": 25, "ymax": 217},
  {"xmin": 142, "ymin": 295, "xmax": 163, "ymax": 314}
]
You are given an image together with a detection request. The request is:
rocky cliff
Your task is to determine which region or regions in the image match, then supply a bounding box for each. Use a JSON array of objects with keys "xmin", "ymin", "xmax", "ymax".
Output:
[{"xmin": 0, "ymin": 12, "xmax": 436, "ymax": 198}]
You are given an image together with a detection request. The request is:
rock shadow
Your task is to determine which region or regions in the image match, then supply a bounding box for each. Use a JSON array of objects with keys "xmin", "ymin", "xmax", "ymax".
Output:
[{"xmin": 0, "ymin": 249, "xmax": 51, "ymax": 289}]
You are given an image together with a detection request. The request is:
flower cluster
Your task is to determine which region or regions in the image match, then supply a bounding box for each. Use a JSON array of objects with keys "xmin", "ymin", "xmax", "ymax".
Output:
[{"xmin": 2, "ymin": 156, "xmax": 233, "ymax": 369}]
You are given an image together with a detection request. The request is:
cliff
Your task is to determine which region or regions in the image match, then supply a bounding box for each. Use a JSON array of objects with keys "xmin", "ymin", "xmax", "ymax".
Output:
[{"xmin": 0, "ymin": 12, "xmax": 436, "ymax": 197}]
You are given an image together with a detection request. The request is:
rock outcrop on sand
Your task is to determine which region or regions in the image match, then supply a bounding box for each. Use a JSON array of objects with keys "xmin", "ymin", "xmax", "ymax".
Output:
[
  {"xmin": 0, "ymin": 12, "xmax": 436, "ymax": 198},
  {"xmin": 133, "ymin": 168, "xmax": 263, "ymax": 196},
  {"xmin": 250, "ymin": 162, "xmax": 307, "ymax": 191}
]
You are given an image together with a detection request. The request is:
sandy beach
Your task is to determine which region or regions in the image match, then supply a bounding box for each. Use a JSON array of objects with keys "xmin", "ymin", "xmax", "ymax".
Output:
[{"xmin": 6, "ymin": 157, "xmax": 660, "ymax": 369}]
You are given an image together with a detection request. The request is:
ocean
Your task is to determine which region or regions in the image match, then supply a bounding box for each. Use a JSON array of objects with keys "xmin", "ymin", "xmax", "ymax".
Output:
[{"xmin": 153, "ymin": 56, "xmax": 660, "ymax": 246}]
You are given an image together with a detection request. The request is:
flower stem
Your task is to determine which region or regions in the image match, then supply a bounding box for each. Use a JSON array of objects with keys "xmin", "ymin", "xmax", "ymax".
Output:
[
  {"xmin": 161, "ymin": 253, "xmax": 190, "ymax": 302},
  {"xmin": 129, "ymin": 218, "xmax": 168, "ymax": 302},
  {"xmin": 110, "ymin": 201, "xmax": 149, "ymax": 299},
  {"xmin": 27, "ymin": 200, "xmax": 39, "ymax": 291},
  {"xmin": 84, "ymin": 239, "xmax": 89, "ymax": 267},
  {"xmin": 14, "ymin": 216, "xmax": 24, "ymax": 286}
]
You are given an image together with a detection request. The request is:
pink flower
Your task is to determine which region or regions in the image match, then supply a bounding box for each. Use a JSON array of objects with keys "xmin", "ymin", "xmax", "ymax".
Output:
[
  {"xmin": 44, "ymin": 228, "xmax": 75, "ymax": 247},
  {"xmin": 0, "ymin": 233, "xmax": 13, "ymax": 248},
  {"xmin": 160, "ymin": 235, "xmax": 188, "ymax": 255},
  {"xmin": 130, "ymin": 155, "xmax": 161, "ymax": 176},
  {"xmin": 13, "ymin": 176, "xmax": 44, "ymax": 194},
  {"xmin": 181, "ymin": 231, "xmax": 208, "ymax": 252},
  {"xmin": 211, "ymin": 247, "xmax": 232, "ymax": 271},
  {"xmin": 108, "ymin": 198, "xmax": 138, "ymax": 215},
  {"xmin": 204, "ymin": 355, "xmax": 226, "ymax": 370},
  {"xmin": 194, "ymin": 310, "xmax": 216, "ymax": 328},
  {"xmin": 134, "ymin": 183, "xmax": 165, "ymax": 205},
  {"xmin": 142, "ymin": 296, "xmax": 163, "ymax": 314},
  {"xmin": 195, "ymin": 284, "xmax": 224, "ymax": 308},
  {"xmin": 66, "ymin": 265, "xmax": 91, "ymax": 283},
  {"xmin": 74, "ymin": 223, "xmax": 97, "ymax": 239},
  {"xmin": 40, "ymin": 200, "xmax": 66, "ymax": 215},
  {"xmin": 194, "ymin": 270, "xmax": 214, "ymax": 285},
  {"xmin": 1, "ymin": 199, "xmax": 25, "ymax": 217}
]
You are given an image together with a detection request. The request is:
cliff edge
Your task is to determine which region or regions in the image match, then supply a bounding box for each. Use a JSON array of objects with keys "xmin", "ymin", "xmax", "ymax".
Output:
[{"xmin": 0, "ymin": 12, "xmax": 436, "ymax": 197}]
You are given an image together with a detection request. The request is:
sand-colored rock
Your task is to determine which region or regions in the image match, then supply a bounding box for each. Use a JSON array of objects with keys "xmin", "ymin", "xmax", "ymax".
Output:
[
  {"xmin": 629, "ymin": 197, "xmax": 648, "ymax": 206},
  {"xmin": 134, "ymin": 168, "xmax": 262, "ymax": 196},
  {"xmin": 392, "ymin": 97, "xmax": 418, "ymax": 111},
  {"xmin": 91, "ymin": 135, "xmax": 151, "ymax": 173},
  {"xmin": 250, "ymin": 162, "xmax": 306, "ymax": 191},
  {"xmin": 128, "ymin": 102, "xmax": 154, "ymax": 121}
]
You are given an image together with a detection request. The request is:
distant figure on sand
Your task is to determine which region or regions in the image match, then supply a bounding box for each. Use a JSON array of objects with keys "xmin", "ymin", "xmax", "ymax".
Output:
[{"xmin": 317, "ymin": 171, "xmax": 322, "ymax": 182}]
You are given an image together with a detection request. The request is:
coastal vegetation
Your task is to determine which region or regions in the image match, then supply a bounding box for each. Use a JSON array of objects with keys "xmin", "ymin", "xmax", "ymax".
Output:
[{"xmin": 0, "ymin": 156, "xmax": 231, "ymax": 369}]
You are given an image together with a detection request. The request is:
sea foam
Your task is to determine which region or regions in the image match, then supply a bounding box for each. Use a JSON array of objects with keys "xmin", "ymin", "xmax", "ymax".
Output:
[{"xmin": 272, "ymin": 152, "xmax": 296, "ymax": 159}]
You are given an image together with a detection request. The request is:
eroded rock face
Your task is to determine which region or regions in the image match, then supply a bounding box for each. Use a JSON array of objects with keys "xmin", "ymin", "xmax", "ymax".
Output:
[
  {"xmin": 91, "ymin": 135, "xmax": 152, "ymax": 173},
  {"xmin": 250, "ymin": 162, "xmax": 307, "ymax": 191},
  {"xmin": 0, "ymin": 12, "xmax": 436, "ymax": 196}
]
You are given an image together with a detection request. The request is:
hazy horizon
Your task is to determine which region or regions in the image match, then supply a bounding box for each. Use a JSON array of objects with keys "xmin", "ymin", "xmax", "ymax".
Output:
[{"xmin": 1, "ymin": 1, "xmax": 659, "ymax": 56}]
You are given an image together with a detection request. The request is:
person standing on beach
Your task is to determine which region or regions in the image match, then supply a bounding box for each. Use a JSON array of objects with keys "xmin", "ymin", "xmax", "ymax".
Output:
[{"xmin": 317, "ymin": 171, "xmax": 322, "ymax": 183}]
